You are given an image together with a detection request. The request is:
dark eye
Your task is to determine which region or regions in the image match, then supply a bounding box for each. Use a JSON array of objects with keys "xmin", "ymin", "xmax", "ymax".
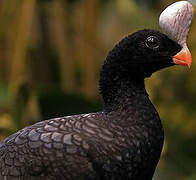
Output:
[{"xmin": 145, "ymin": 36, "xmax": 160, "ymax": 49}]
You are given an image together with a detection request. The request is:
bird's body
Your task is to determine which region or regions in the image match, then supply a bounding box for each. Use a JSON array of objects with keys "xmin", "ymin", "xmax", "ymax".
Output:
[
  {"xmin": 0, "ymin": 1, "xmax": 194, "ymax": 179},
  {"xmin": 0, "ymin": 110, "xmax": 163, "ymax": 180},
  {"xmin": 0, "ymin": 75, "xmax": 163, "ymax": 180}
]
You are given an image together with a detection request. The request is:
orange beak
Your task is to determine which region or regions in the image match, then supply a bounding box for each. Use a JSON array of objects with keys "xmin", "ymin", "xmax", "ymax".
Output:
[{"xmin": 173, "ymin": 45, "xmax": 192, "ymax": 68}]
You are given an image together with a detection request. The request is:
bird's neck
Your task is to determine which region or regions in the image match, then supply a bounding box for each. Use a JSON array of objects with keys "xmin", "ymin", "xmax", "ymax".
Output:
[
  {"xmin": 99, "ymin": 50, "xmax": 151, "ymax": 112},
  {"xmin": 100, "ymin": 73, "xmax": 148, "ymax": 112}
]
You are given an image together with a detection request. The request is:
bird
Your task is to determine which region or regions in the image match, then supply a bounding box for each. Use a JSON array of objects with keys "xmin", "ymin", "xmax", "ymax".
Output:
[{"xmin": 0, "ymin": 1, "xmax": 194, "ymax": 180}]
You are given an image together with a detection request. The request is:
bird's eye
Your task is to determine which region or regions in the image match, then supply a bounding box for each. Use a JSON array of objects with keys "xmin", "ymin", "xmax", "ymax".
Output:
[{"xmin": 145, "ymin": 36, "xmax": 160, "ymax": 49}]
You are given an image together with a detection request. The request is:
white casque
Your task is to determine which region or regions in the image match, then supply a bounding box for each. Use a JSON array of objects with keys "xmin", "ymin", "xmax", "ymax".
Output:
[{"xmin": 159, "ymin": 1, "xmax": 194, "ymax": 47}]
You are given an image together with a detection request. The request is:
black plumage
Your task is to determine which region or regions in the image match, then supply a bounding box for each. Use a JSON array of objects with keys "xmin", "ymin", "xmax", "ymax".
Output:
[{"xmin": 0, "ymin": 29, "xmax": 184, "ymax": 180}]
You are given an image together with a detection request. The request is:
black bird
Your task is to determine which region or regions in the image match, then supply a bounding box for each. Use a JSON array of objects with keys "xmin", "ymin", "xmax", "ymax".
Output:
[{"xmin": 0, "ymin": 1, "xmax": 194, "ymax": 180}]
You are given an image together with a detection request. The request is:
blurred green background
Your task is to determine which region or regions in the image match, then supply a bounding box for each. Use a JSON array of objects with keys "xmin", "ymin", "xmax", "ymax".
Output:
[{"xmin": 0, "ymin": 0, "xmax": 195, "ymax": 179}]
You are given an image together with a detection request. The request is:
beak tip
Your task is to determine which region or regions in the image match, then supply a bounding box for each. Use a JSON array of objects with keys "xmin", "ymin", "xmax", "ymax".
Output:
[{"xmin": 173, "ymin": 45, "xmax": 192, "ymax": 68}]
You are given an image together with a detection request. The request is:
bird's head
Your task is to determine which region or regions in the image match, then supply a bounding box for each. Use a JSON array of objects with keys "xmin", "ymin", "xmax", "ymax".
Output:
[
  {"xmin": 100, "ymin": 1, "xmax": 194, "ymax": 106},
  {"xmin": 102, "ymin": 1, "xmax": 194, "ymax": 80}
]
